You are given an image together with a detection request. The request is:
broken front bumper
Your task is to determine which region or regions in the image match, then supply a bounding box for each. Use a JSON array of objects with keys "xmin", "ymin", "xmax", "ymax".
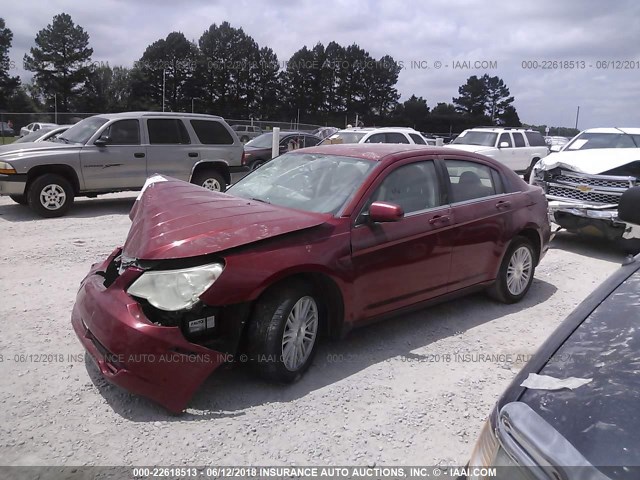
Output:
[
  {"xmin": 547, "ymin": 200, "xmax": 640, "ymax": 240},
  {"xmin": 71, "ymin": 253, "xmax": 229, "ymax": 413}
]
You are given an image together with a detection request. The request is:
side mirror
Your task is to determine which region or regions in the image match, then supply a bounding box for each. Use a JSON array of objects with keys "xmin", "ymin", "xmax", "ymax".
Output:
[
  {"xmin": 94, "ymin": 137, "xmax": 109, "ymax": 147},
  {"xmin": 550, "ymin": 145, "xmax": 562, "ymax": 152},
  {"xmin": 618, "ymin": 186, "xmax": 640, "ymax": 226},
  {"xmin": 369, "ymin": 201, "xmax": 404, "ymax": 223},
  {"xmin": 499, "ymin": 141, "xmax": 510, "ymax": 148}
]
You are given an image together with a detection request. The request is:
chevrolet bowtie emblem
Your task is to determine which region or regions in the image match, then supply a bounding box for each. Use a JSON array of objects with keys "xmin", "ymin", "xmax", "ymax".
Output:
[{"xmin": 576, "ymin": 184, "xmax": 593, "ymax": 193}]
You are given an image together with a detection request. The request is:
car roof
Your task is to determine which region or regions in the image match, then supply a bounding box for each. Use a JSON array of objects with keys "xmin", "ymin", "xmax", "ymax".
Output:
[
  {"xmin": 299, "ymin": 143, "xmax": 448, "ymax": 161},
  {"xmin": 93, "ymin": 112, "xmax": 224, "ymax": 121},
  {"xmin": 580, "ymin": 127, "xmax": 640, "ymax": 134},
  {"xmin": 465, "ymin": 127, "xmax": 535, "ymax": 132},
  {"xmin": 336, "ymin": 126, "xmax": 420, "ymax": 133}
]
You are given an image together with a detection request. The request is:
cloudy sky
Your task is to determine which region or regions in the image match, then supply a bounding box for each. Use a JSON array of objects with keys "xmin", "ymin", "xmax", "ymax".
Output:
[{"xmin": 3, "ymin": 0, "xmax": 640, "ymax": 129}]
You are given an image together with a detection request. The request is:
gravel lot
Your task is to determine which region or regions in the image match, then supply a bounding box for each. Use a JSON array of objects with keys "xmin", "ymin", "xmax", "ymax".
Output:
[{"xmin": 0, "ymin": 193, "xmax": 626, "ymax": 467}]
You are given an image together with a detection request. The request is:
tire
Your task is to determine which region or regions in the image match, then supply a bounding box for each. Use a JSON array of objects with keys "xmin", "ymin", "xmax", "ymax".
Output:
[
  {"xmin": 191, "ymin": 170, "xmax": 226, "ymax": 192},
  {"xmin": 488, "ymin": 237, "xmax": 536, "ymax": 304},
  {"xmin": 247, "ymin": 282, "xmax": 321, "ymax": 383},
  {"xmin": 615, "ymin": 238, "xmax": 640, "ymax": 255},
  {"xmin": 524, "ymin": 158, "xmax": 540, "ymax": 180},
  {"xmin": 9, "ymin": 194, "xmax": 28, "ymax": 206},
  {"xmin": 250, "ymin": 159, "xmax": 266, "ymax": 171},
  {"xmin": 240, "ymin": 135, "xmax": 250, "ymax": 143},
  {"xmin": 27, "ymin": 174, "xmax": 74, "ymax": 218}
]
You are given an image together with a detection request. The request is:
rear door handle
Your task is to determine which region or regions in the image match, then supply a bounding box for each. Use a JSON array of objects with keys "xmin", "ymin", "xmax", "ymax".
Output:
[
  {"xmin": 134, "ymin": 152, "xmax": 145, "ymax": 158},
  {"xmin": 188, "ymin": 152, "xmax": 199, "ymax": 158},
  {"xmin": 429, "ymin": 215, "xmax": 451, "ymax": 225},
  {"xmin": 496, "ymin": 200, "xmax": 512, "ymax": 209}
]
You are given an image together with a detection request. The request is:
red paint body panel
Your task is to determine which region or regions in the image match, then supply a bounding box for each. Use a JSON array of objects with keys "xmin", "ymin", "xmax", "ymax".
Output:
[
  {"xmin": 71, "ymin": 252, "xmax": 227, "ymax": 413},
  {"xmin": 72, "ymin": 145, "xmax": 551, "ymax": 412},
  {"xmin": 125, "ymin": 180, "xmax": 330, "ymax": 260}
]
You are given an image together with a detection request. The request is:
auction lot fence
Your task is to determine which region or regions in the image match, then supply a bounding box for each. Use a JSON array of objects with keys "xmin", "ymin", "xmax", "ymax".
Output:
[{"xmin": 0, "ymin": 112, "xmax": 324, "ymax": 134}]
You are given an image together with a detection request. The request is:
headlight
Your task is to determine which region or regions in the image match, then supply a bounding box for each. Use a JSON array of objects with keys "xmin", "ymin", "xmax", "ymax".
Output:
[
  {"xmin": 469, "ymin": 418, "xmax": 500, "ymax": 472},
  {"xmin": 127, "ymin": 262, "xmax": 224, "ymax": 311},
  {"xmin": 0, "ymin": 161, "xmax": 16, "ymax": 174}
]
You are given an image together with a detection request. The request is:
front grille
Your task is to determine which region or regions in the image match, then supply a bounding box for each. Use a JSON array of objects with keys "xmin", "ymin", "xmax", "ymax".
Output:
[
  {"xmin": 545, "ymin": 170, "xmax": 636, "ymax": 206},
  {"xmin": 554, "ymin": 175, "xmax": 632, "ymax": 189},
  {"xmin": 548, "ymin": 185, "xmax": 621, "ymax": 204}
]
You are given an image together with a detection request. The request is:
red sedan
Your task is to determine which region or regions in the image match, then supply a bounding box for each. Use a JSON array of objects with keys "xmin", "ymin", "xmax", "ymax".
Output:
[{"xmin": 72, "ymin": 144, "xmax": 550, "ymax": 413}]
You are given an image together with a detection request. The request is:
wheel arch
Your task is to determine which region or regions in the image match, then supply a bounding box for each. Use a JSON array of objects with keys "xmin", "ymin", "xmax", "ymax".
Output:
[
  {"xmin": 189, "ymin": 160, "xmax": 231, "ymax": 185},
  {"xmin": 248, "ymin": 270, "xmax": 346, "ymax": 341},
  {"xmin": 26, "ymin": 164, "xmax": 81, "ymax": 194}
]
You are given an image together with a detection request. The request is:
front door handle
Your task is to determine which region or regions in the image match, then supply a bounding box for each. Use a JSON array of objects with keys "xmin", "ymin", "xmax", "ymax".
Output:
[
  {"xmin": 496, "ymin": 200, "xmax": 512, "ymax": 209},
  {"xmin": 188, "ymin": 152, "xmax": 199, "ymax": 158},
  {"xmin": 134, "ymin": 152, "xmax": 145, "ymax": 158},
  {"xmin": 429, "ymin": 215, "xmax": 451, "ymax": 225}
]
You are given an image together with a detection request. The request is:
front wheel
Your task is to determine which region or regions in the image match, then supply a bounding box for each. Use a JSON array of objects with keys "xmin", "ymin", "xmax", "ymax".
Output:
[
  {"xmin": 524, "ymin": 158, "xmax": 540, "ymax": 180},
  {"xmin": 191, "ymin": 170, "xmax": 226, "ymax": 192},
  {"xmin": 488, "ymin": 237, "xmax": 536, "ymax": 303},
  {"xmin": 247, "ymin": 283, "xmax": 320, "ymax": 383},
  {"xmin": 27, "ymin": 174, "xmax": 75, "ymax": 218}
]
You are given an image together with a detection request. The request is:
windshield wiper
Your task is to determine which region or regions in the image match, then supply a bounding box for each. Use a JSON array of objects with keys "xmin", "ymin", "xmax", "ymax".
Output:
[{"xmin": 249, "ymin": 197, "xmax": 271, "ymax": 204}]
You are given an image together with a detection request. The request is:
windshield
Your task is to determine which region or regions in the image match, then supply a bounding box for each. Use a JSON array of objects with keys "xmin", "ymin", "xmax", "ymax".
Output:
[
  {"xmin": 320, "ymin": 132, "xmax": 367, "ymax": 145},
  {"xmin": 245, "ymin": 132, "xmax": 277, "ymax": 148},
  {"xmin": 57, "ymin": 117, "xmax": 108, "ymax": 144},
  {"xmin": 451, "ymin": 131, "xmax": 498, "ymax": 147},
  {"xmin": 227, "ymin": 152, "xmax": 376, "ymax": 214},
  {"xmin": 565, "ymin": 132, "xmax": 640, "ymax": 150}
]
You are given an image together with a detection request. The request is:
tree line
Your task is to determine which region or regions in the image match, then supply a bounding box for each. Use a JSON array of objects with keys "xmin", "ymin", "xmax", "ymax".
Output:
[{"xmin": 1, "ymin": 12, "xmax": 536, "ymax": 133}]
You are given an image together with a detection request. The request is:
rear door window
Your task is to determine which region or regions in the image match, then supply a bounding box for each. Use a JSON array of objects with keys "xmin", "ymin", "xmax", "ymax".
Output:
[
  {"xmin": 147, "ymin": 119, "xmax": 191, "ymax": 144},
  {"xmin": 409, "ymin": 133, "xmax": 426, "ymax": 145},
  {"xmin": 190, "ymin": 120, "xmax": 234, "ymax": 145},
  {"xmin": 445, "ymin": 160, "xmax": 499, "ymax": 203},
  {"xmin": 512, "ymin": 132, "xmax": 525, "ymax": 147}
]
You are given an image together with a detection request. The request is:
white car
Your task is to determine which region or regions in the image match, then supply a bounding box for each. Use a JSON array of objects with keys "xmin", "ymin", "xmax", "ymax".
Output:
[
  {"xmin": 530, "ymin": 127, "xmax": 640, "ymax": 244},
  {"xmin": 321, "ymin": 127, "xmax": 432, "ymax": 146},
  {"xmin": 446, "ymin": 127, "xmax": 549, "ymax": 175},
  {"xmin": 19, "ymin": 122, "xmax": 59, "ymax": 138}
]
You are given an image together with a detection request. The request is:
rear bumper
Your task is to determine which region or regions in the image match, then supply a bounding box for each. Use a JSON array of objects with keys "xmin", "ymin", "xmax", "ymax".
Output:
[
  {"xmin": 71, "ymin": 255, "xmax": 228, "ymax": 413},
  {"xmin": 0, "ymin": 174, "xmax": 27, "ymax": 196}
]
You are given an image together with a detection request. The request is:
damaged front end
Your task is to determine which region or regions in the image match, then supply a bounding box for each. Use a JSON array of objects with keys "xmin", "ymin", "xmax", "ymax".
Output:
[
  {"xmin": 72, "ymin": 247, "xmax": 252, "ymax": 414},
  {"xmin": 531, "ymin": 165, "xmax": 640, "ymax": 241}
]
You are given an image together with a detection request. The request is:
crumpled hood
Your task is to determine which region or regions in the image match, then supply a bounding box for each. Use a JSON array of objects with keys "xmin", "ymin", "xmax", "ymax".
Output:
[
  {"xmin": 443, "ymin": 144, "xmax": 496, "ymax": 154},
  {"xmin": 124, "ymin": 176, "xmax": 330, "ymax": 260},
  {"xmin": 536, "ymin": 148, "xmax": 640, "ymax": 174}
]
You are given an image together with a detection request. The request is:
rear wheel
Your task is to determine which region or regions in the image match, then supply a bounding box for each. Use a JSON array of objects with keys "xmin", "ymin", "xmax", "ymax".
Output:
[
  {"xmin": 27, "ymin": 174, "xmax": 74, "ymax": 218},
  {"xmin": 191, "ymin": 170, "xmax": 226, "ymax": 192},
  {"xmin": 250, "ymin": 159, "xmax": 266, "ymax": 171},
  {"xmin": 488, "ymin": 237, "xmax": 536, "ymax": 303},
  {"xmin": 9, "ymin": 194, "xmax": 28, "ymax": 206},
  {"xmin": 247, "ymin": 282, "xmax": 320, "ymax": 383}
]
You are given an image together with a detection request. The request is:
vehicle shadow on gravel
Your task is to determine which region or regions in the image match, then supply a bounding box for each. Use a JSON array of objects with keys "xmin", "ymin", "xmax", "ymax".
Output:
[
  {"xmin": 551, "ymin": 231, "xmax": 630, "ymax": 263},
  {"xmin": 0, "ymin": 196, "xmax": 136, "ymax": 221},
  {"xmin": 87, "ymin": 278, "xmax": 557, "ymax": 421}
]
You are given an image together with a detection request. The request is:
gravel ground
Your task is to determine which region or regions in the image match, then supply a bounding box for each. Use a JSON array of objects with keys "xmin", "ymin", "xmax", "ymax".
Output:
[{"xmin": 0, "ymin": 193, "xmax": 626, "ymax": 467}]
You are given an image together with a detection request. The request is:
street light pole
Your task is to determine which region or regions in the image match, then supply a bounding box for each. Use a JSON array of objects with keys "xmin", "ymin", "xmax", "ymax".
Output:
[
  {"xmin": 162, "ymin": 69, "xmax": 166, "ymax": 112},
  {"xmin": 575, "ymin": 106, "xmax": 580, "ymax": 130},
  {"xmin": 54, "ymin": 93, "xmax": 58, "ymax": 124},
  {"xmin": 192, "ymin": 98, "xmax": 194, "ymax": 113}
]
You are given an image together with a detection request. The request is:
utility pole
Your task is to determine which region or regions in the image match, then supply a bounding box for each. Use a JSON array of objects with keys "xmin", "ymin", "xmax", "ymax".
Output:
[
  {"xmin": 162, "ymin": 69, "xmax": 166, "ymax": 112},
  {"xmin": 54, "ymin": 93, "xmax": 58, "ymax": 124},
  {"xmin": 575, "ymin": 106, "xmax": 580, "ymax": 130}
]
